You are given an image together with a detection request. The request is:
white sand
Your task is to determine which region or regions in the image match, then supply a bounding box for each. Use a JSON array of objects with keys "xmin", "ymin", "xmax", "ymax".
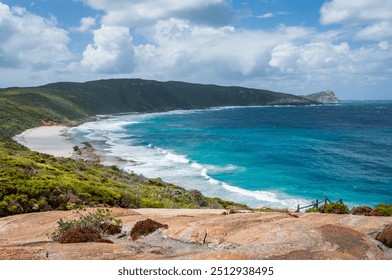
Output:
[{"xmin": 13, "ymin": 126, "xmax": 75, "ymax": 158}]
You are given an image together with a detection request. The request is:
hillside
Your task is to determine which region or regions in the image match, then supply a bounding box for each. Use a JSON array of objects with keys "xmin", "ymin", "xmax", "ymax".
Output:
[
  {"xmin": 0, "ymin": 141, "xmax": 247, "ymax": 217},
  {"xmin": 0, "ymin": 79, "xmax": 317, "ymax": 140}
]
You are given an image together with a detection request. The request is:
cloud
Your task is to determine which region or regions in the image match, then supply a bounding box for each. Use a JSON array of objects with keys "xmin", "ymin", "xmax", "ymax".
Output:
[
  {"xmin": 0, "ymin": 2, "xmax": 71, "ymax": 69},
  {"xmin": 73, "ymin": 17, "xmax": 96, "ymax": 32},
  {"xmin": 320, "ymin": 0, "xmax": 392, "ymax": 24},
  {"xmin": 83, "ymin": 0, "xmax": 230, "ymax": 26},
  {"xmin": 320, "ymin": 0, "xmax": 392, "ymax": 41},
  {"xmin": 257, "ymin": 13, "xmax": 274, "ymax": 19},
  {"xmin": 81, "ymin": 25, "xmax": 135, "ymax": 73}
]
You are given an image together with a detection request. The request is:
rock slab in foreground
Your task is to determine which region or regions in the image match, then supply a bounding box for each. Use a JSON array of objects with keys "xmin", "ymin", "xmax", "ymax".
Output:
[{"xmin": 0, "ymin": 208, "xmax": 391, "ymax": 260}]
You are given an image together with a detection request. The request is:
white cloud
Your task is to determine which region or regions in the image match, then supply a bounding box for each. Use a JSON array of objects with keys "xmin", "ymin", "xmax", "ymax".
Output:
[
  {"xmin": 320, "ymin": 0, "xmax": 392, "ymax": 25},
  {"xmin": 257, "ymin": 13, "xmax": 274, "ymax": 19},
  {"xmin": 73, "ymin": 17, "xmax": 96, "ymax": 32},
  {"xmin": 0, "ymin": 3, "xmax": 71, "ymax": 69},
  {"xmin": 320, "ymin": 0, "xmax": 392, "ymax": 41},
  {"xmin": 83, "ymin": 0, "xmax": 229, "ymax": 26},
  {"xmin": 81, "ymin": 25, "xmax": 135, "ymax": 73},
  {"xmin": 132, "ymin": 19, "xmax": 312, "ymax": 84},
  {"xmin": 355, "ymin": 21, "xmax": 392, "ymax": 40}
]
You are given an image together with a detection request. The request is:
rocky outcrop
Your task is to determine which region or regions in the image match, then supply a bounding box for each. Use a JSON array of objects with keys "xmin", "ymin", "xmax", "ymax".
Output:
[
  {"xmin": 304, "ymin": 90, "xmax": 341, "ymax": 103},
  {"xmin": 0, "ymin": 208, "xmax": 391, "ymax": 260},
  {"xmin": 376, "ymin": 225, "xmax": 392, "ymax": 248}
]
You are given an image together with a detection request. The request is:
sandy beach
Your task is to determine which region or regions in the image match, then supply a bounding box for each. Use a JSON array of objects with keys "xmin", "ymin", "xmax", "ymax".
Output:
[{"xmin": 13, "ymin": 126, "xmax": 75, "ymax": 158}]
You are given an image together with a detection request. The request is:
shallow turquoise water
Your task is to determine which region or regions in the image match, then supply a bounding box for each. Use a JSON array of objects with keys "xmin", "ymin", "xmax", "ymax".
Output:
[{"xmin": 70, "ymin": 101, "xmax": 392, "ymax": 208}]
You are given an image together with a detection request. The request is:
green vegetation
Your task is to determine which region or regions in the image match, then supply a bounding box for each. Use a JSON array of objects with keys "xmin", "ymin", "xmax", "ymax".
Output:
[
  {"xmin": 319, "ymin": 202, "xmax": 350, "ymax": 214},
  {"xmin": 305, "ymin": 208, "xmax": 319, "ymax": 213},
  {"xmin": 50, "ymin": 208, "xmax": 122, "ymax": 241},
  {"xmin": 0, "ymin": 141, "xmax": 247, "ymax": 217},
  {"xmin": 374, "ymin": 204, "xmax": 392, "ymax": 216}
]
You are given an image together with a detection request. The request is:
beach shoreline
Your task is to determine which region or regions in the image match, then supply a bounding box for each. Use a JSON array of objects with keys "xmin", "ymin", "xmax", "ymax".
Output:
[{"xmin": 13, "ymin": 126, "xmax": 75, "ymax": 158}]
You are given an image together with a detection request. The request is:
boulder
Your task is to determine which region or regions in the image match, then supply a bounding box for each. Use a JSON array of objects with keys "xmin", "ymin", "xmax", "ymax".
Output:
[{"xmin": 376, "ymin": 225, "xmax": 392, "ymax": 248}]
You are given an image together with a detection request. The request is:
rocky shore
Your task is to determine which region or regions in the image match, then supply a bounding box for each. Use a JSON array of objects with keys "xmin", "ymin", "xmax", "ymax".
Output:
[{"xmin": 0, "ymin": 208, "xmax": 391, "ymax": 260}]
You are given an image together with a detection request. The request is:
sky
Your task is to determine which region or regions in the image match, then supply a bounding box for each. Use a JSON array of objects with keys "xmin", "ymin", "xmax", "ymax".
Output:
[{"xmin": 0, "ymin": 0, "xmax": 391, "ymax": 99}]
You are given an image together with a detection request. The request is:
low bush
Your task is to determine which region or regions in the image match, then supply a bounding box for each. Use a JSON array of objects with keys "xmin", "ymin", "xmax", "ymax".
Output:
[
  {"xmin": 50, "ymin": 208, "xmax": 122, "ymax": 241},
  {"xmin": 319, "ymin": 202, "xmax": 349, "ymax": 214},
  {"xmin": 305, "ymin": 208, "xmax": 319, "ymax": 213},
  {"xmin": 372, "ymin": 204, "xmax": 392, "ymax": 216},
  {"xmin": 351, "ymin": 206, "xmax": 373, "ymax": 215},
  {"xmin": 130, "ymin": 218, "xmax": 168, "ymax": 241},
  {"xmin": 59, "ymin": 227, "xmax": 102, "ymax": 244}
]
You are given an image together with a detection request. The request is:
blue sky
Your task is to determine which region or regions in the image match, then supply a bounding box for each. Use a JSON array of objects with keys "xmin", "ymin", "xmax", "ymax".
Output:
[{"xmin": 0, "ymin": 0, "xmax": 391, "ymax": 99}]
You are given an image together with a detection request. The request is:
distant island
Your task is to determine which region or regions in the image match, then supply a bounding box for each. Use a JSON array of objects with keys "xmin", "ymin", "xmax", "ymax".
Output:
[{"xmin": 303, "ymin": 90, "xmax": 341, "ymax": 103}]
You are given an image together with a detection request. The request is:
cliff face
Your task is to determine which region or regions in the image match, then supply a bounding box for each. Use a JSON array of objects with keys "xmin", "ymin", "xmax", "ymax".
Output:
[{"xmin": 305, "ymin": 90, "xmax": 341, "ymax": 103}]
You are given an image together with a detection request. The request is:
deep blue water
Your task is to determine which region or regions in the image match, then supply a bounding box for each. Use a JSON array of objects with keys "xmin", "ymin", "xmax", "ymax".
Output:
[{"xmin": 70, "ymin": 101, "xmax": 392, "ymax": 209}]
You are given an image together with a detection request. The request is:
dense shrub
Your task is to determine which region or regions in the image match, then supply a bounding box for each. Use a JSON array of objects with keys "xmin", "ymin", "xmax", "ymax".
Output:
[
  {"xmin": 319, "ymin": 202, "xmax": 349, "ymax": 214},
  {"xmin": 50, "ymin": 208, "xmax": 122, "ymax": 241},
  {"xmin": 351, "ymin": 206, "xmax": 373, "ymax": 215},
  {"xmin": 372, "ymin": 204, "xmax": 392, "ymax": 216},
  {"xmin": 305, "ymin": 208, "xmax": 319, "ymax": 213},
  {"xmin": 0, "ymin": 141, "xmax": 248, "ymax": 217},
  {"xmin": 130, "ymin": 219, "xmax": 168, "ymax": 241},
  {"xmin": 59, "ymin": 227, "xmax": 102, "ymax": 244}
]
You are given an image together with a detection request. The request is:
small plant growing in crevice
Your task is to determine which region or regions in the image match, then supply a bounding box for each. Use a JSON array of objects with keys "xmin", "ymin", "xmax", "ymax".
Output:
[{"xmin": 50, "ymin": 207, "xmax": 122, "ymax": 242}]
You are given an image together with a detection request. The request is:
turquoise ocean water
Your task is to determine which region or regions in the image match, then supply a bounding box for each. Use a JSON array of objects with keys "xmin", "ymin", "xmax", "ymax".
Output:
[{"xmin": 69, "ymin": 101, "xmax": 392, "ymax": 209}]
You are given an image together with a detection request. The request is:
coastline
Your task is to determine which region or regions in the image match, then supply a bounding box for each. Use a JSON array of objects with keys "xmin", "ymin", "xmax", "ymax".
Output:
[{"xmin": 13, "ymin": 126, "xmax": 75, "ymax": 158}]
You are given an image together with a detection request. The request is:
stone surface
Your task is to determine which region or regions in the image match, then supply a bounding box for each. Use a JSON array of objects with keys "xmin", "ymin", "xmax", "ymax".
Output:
[
  {"xmin": 376, "ymin": 225, "xmax": 392, "ymax": 248},
  {"xmin": 0, "ymin": 208, "xmax": 391, "ymax": 260}
]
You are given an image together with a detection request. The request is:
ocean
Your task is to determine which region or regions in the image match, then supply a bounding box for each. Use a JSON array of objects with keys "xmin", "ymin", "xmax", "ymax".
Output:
[{"xmin": 69, "ymin": 101, "xmax": 392, "ymax": 209}]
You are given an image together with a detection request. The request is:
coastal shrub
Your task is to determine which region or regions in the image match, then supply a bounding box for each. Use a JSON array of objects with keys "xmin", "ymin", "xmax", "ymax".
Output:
[
  {"xmin": 50, "ymin": 208, "xmax": 123, "ymax": 241},
  {"xmin": 0, "ymin": 140, "xmax": 248, "ymax": 217},
  {"xmin": 305, "ymin": 207, "xmax": 319, "ymax": 213},
  {"xmin": 372, "ymin": 204, "xmax": 392, "ymax": 216},
  {"xmin": 59, "ymin": 227, "xmax": 102, "ymax": 244},
  {"xmin": 319, "ymin": 202, "xmax": 349, "ymax": 214},
  {"xmin": 351, "ymin": 206, "xmax": 373, "ymax": 215},
  {"xmin": 130, "ymin": 219, "xmax": 168, "ymax": 241}
]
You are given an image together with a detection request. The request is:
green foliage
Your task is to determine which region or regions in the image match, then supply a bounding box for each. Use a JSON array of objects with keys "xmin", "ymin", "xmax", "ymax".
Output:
[
  {"xmin": 374, "ymin": 204, "xmax": 392, "ymax": 216},
  {"xmin": 0, "ymin": 140, "xmax": 248, "ymax": 217},
  {"xmin": 50, "ymin": 207, "xmax": 122, "ymax": 241},
  {"xmin": 305, "ymin": 208, "xmax": 319, "ymax": 213},
  {"xmin": 320, "ymin": 202, "xmax": 349, "ymax": 214}
]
